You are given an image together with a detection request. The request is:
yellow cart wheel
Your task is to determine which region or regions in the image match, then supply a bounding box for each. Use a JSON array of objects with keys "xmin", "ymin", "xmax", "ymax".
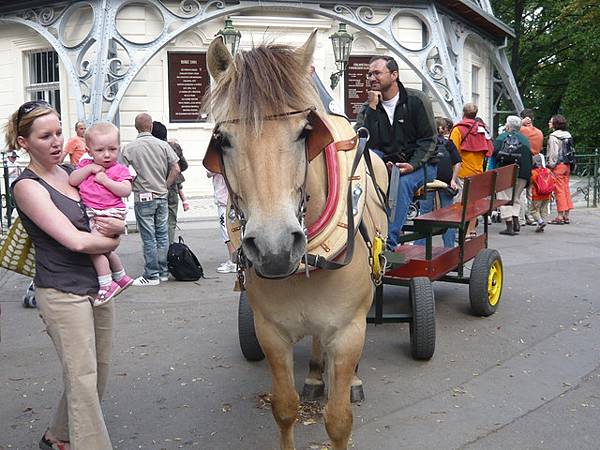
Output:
[{"xmin": 469, "ymin": 249, "xmax": 503, "ymax": 316}]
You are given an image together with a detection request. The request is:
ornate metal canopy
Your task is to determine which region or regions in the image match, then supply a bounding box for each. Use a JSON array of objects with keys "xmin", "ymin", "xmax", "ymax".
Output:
[{"xmin": 0, "ymin": 0, "xmax": 523, "ymax": 123}]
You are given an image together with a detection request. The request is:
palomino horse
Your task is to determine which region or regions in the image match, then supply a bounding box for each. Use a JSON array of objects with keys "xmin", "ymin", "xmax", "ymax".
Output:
[{"xmin": 203, "ymin": 32, "xmax": 388, "ymax": 450}]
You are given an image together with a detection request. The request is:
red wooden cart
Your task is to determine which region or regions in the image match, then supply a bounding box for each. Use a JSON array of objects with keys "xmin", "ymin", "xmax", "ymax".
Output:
[{"xmin": 368, "ymin": 164, "xmax": 518, "ymax": 360}]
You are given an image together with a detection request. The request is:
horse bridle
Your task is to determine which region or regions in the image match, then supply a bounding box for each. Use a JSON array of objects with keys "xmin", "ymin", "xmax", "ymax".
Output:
[
  {"xmin": 207, "ymin": 107, "xmax": 322, "ymax": 280},
  {"xmin": 204, "ymin": 108, "xmax": 382, "ymax": 284}
]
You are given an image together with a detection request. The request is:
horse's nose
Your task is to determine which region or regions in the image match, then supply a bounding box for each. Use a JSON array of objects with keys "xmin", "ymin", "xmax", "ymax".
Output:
[{"xmin": 242, "ymin": 225, "xmax": 306, "ymax": 277}]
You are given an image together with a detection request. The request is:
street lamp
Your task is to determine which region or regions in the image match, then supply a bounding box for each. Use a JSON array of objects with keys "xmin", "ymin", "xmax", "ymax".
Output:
[
  {"xmin": 216, "ymin": 17, "xmax": 241, "ymax": 56},
  {"xmin": 329, "ymin": 23, "xmax": 354, "ymax": 89}
]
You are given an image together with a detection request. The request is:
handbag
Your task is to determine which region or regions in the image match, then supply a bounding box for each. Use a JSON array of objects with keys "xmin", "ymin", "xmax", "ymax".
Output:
[
  {"xmin": 0, "ymin": 217, "xmax": 36, "ymax": 277},
  {"xmin": 167, "ymin": 236, "xmax": 203, "ymax": 281}
]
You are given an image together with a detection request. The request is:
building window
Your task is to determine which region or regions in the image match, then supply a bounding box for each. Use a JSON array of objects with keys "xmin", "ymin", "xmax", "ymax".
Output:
[
  {"xmin": 25, "ymin": 49, "xmax": 61, "ymax": 113},
  {"xmin": 471, "ymin": 65, "xmax": 480, "ymax": 105}
]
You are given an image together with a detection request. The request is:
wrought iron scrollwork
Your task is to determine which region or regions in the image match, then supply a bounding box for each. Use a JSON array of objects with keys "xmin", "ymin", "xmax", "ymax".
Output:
[
  {"xmin": 20, "ymin": 7, "xmax": 63, "ymax": 26},
  {"xmin": 426, "ymin": 47, "xmax": 453, "ymax": 104},
  {"xmin": 333, "ymin": 4, "xmax": 386, "ymax": 25},
  {"xmin": 170, "ymin": 0, "xmax": 225, "ymax": 18}
]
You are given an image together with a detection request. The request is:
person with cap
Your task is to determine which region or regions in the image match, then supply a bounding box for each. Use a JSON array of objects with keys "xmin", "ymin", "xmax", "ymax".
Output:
[
  {"xmin": 150, "ymin": 121, "xmax": 190, "ymax": 243},
  {"xmin": 121, "ymin": 114, "xmax": 180, "ymax": 285}
]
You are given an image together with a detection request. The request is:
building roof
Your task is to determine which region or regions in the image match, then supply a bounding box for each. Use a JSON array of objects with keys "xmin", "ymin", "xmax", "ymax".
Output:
[
  {"xmin": 436, "ymin": 0, "xmax": 515, "ymax": 39},
  {"xmin": 0, "ymin": 0, "xmax": 514, "ymax": 40}
]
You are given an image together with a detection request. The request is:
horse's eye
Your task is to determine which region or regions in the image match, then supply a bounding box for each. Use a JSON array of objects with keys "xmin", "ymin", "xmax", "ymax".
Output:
[
  {"xmin": 296, "ymin": 125, "xmax": 312, "ymax": 142},
  {"xmin": 215, "ymin": 133, "xmax": 231, "ymax": 150}
]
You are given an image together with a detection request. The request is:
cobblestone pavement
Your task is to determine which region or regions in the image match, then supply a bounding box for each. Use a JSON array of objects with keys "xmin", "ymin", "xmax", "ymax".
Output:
[{"xmin": 1, "ymin": 209, "xmax": 599, "ymax": 450}]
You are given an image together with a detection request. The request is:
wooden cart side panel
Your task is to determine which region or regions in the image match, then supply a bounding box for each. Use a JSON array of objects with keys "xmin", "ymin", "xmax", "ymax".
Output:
[{"xmin": 386, "ymin": 234, "xmax": 486, "ymax": 280}]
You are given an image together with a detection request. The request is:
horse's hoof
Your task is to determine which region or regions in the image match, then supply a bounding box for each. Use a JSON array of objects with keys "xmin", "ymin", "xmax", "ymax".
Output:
[
  {"xmin": 301, "ymin": 382, "xmax": 325, "ymax": 401},
  {"xmin": 350, "ymin": 384, "xmax": 365, "ymax": 403}
]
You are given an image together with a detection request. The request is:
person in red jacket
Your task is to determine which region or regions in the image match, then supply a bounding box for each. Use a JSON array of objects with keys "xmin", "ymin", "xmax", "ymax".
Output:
[{"xmin": 519, "ymin": 109, "xmax": 544, "ymax": 226}]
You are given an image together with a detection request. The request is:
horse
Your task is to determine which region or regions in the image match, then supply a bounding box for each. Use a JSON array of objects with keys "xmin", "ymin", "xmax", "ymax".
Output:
[{"xmin": 203, "ymin": 32, "xmax": 388, "ymax": 450}]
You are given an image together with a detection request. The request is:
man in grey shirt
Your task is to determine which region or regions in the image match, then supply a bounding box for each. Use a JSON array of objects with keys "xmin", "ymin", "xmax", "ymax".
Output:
[{"xmin": 122, "ymin": 113, "xmax": 180, "ymax": 285}]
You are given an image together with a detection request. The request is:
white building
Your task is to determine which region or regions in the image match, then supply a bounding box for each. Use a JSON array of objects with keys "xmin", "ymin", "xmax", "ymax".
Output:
[{"xmin": 0, "ymin": 0, "xmax": 522, "ymax": 218}]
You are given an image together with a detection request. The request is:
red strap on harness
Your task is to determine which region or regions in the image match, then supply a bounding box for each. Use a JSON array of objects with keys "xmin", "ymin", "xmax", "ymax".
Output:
[{"xmin": 306, "ymin": 142, "xmax": 339, "ymax": 238}]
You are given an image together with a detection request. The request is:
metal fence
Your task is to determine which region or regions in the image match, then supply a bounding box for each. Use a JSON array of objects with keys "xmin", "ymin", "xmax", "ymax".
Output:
[
  {"xmin": 1, "ymin": 151, "xmax": 16, "ymax": 234},
  {"xmin": 572, "ymin": 148, "xmax": 600, "ymax": 208}
]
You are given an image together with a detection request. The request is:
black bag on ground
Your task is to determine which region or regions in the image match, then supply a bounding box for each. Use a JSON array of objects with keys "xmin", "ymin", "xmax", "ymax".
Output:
[
  {"xmin": 167, "ymin": 237, "xmax": 203, "ymax": 281},
  {"xmin": 497, "ymin": 132, "xmax": 523, "ymax": 166}
]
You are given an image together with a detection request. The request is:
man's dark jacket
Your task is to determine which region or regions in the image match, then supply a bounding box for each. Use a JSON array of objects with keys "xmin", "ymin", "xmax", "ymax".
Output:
[{"xmin": 354, "ymin": 81, "xmax": 436, "ymax": 169}]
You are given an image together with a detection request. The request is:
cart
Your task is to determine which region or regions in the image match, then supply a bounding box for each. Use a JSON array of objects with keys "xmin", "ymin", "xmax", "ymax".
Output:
[
  {"xmin": 369, "ymin": 164, "xmax": 518, "ymax": 360},
  {"xmin": 237, "ymin": 165, "xmax": 518, "ymax": 362}
]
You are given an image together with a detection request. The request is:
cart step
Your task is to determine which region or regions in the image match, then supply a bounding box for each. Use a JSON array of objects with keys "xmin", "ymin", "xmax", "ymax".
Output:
[{"xmin": 383, "ymin": 251, "xmax": 406, "ymax": 268}]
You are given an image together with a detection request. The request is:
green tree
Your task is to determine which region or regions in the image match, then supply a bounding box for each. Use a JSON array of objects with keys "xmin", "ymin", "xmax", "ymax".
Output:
[{"xmin": 492, "ymin": 0, "xmax": 599, "ymax": 148}]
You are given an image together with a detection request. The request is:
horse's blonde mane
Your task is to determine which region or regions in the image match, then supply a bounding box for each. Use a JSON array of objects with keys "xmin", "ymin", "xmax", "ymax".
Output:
[{"xmin": 207, "ymin": 43, "xmax": 321, "ymax": 137}]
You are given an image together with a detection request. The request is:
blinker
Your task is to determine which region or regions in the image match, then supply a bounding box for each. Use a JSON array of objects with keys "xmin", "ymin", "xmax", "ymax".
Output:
[{"xmin": 202, "ymin": 108, "xmax": 335, "ymax": 174}]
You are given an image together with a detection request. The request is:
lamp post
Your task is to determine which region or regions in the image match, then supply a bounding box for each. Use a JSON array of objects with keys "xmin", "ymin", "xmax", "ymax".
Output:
[
  {"xmin": 216, "ymin": 17, "xmax": 241, "ymax": 56},
  {"xmin": 329, "ymin": 23, "xmax": 354, "ymax": 90}
]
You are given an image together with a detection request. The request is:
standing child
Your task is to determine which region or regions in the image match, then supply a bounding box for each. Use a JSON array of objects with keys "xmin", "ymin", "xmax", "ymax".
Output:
[
  {"xmin": 530, "ymin": 154, "xmax": 554, "ymax": 233},
  {"xmin": 69, "ymin": 122, "xmax": 134, "ymax": 305}
]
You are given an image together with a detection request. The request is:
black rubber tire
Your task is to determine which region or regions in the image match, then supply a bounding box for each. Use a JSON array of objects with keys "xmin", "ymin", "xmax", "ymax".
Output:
[
  {"xmin": 238, "ymin": 291, "xmax": 265, "ymax": 361},
  {"xmin": 407, "ymin": 202, "xmax": 419, "ymax": 220},
  {"xmin": 469, "ymin": 249, "xmax": 503, "ymax": 317},
  {"xmin": 409, "ymin": 277, "xmax": 436, "ymax": 360}
]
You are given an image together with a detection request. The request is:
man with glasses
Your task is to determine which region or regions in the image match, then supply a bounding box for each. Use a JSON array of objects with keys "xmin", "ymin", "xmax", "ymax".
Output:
[{"xmin": 355, "ymin": 55, "xmax": 437, "ymax": 250}]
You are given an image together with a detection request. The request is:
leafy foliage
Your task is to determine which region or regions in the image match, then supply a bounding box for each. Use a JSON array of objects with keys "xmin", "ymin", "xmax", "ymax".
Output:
[{"xmin": 491, "ymin": 0, "xmax": 599, "ymax": 148}]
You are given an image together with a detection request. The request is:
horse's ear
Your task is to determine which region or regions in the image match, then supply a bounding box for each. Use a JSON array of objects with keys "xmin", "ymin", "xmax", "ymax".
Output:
[
  {"xmin": 295, "ymin": 29, "xmax": 318, "ymax": 69},
  {"xmin": 207, "ymin": 36, "xmax": 233, "ymax": 81}
]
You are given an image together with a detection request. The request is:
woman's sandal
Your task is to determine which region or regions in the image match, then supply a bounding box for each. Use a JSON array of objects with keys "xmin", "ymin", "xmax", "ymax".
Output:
[
  {"xmin": 549, "ymin": 218, "xmax": 565, "ymax": 225},
  {"xmin": 465, "ymin": 231, "xmax": 478, "ymax": 240},
  {"xmin": 39, "ymin": 432, "xmax": 69, "ymax": 450},
  {"xmin": 563, "ymin": 218, "xmax": 570, "ymax": 224}
]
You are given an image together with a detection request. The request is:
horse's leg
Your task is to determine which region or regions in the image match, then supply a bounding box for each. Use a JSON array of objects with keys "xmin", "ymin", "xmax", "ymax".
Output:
[
  {"xmin": 301, "ymin": 336, "xmax": 325, "ymax": 401},
  {"xmin": 255, "ymin": 320, "xmax": 298, "ymax": 450},
  {"xmin": 323, "ymin": 321, "xmax": 366, "ymax": 450}
]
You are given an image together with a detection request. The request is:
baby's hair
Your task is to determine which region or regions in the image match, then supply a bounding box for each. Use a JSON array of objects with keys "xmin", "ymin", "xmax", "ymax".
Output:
[{"xmin": 84, "ymin": 121, "xmax": 120, "ymax": 146}]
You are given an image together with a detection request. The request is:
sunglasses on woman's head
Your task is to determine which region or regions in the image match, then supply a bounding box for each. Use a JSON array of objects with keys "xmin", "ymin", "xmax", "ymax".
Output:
[{"xmin": 17, "ymin": 100, "xmax": 52, "ymax": 126}]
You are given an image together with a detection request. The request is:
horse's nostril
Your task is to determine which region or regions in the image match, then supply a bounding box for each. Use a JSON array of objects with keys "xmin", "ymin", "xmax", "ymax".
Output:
[
  {"xmin": 242, "ymin": 236, "xmax": 259, "ymax": 260},
  {"xmin": 292, "ymin": 230, "xmax": 306, "ymax": 250}
]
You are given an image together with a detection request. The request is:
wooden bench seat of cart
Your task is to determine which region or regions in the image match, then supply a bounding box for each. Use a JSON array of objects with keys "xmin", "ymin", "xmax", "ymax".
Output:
[{"xmin": 385, "ymin": 164, "xmax": 518, "ymax": 282}]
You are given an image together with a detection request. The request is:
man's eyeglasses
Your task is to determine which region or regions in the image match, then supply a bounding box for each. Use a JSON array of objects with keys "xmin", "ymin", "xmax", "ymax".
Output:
[
  {"xmin": 366, "ymin": 70, "xmax": 391, "ymax": 79},
  {"xmin": 17, "ymin": 100, "xmax": 52, "ymax": 127}
]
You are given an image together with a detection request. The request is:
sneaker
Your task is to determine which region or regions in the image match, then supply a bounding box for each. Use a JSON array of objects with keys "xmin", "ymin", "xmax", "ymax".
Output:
[
  {"xmin": 115, "ymin": 275, "xmax": 134, "ymax": 291},
  {"xmin": 159, "ymin": 274, "xmax": 169, "ymax": 282},
  {"xmin": 216, "ymin": 260, "xmax": 237, "ymax": 274},
  {"xmin": 22, "ymin": 281, "xmax": 37, "ymax": 308},
  {"xmin": 93, "ymin": 281, "xmax": 120, "ymax": 307},
  {"xmin": 132, "ymin": 276, "xmax": 160, "ymax": 286},
  {"xmin": 535, "ymin": 222, "xmax": 546, "ymax": 233}
]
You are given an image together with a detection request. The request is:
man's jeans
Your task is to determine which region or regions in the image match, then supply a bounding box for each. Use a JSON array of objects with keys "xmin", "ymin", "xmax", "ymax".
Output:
[
  {"xmin": 388, "ymin": 163, "xmax": 437, "ymax": 250},
  {"xmin": 134, "ymin": 198, "xmax": 169, "ymax": 279},
  {"xmin": 415, "ymin": 188, "xmax": 456, "ymax": 248}
]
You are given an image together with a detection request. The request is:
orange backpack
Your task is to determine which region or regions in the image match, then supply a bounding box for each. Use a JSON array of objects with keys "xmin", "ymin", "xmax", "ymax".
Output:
[{"xmin": 532, "ymin": 167, "xmax": 555, "ymax": 196}]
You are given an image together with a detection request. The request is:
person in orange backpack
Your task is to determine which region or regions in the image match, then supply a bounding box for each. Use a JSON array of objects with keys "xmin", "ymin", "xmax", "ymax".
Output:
[
  {"xmin": 530, "ymin": 154, "xmax": 554, "ymax": 232},
  {"xmin": 449, "ymin": 102, "xmax": 493, "ymax": 238}
]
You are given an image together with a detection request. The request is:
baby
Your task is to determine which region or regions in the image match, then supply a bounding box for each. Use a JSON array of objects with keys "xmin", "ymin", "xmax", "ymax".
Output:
[{"xmin": 69, "ymin": 122, "xmax": 133, "ymax": 306}]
